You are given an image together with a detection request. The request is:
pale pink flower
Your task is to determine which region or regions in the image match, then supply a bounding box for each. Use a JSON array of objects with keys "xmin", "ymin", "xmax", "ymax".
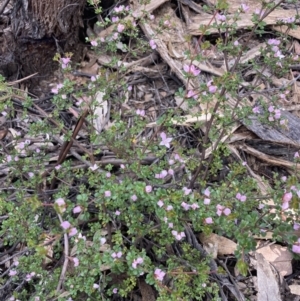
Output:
[
  {"xmin": 292, "ymin": 244, "xmax": 300, "ymax": 253},
  {"xmin": 136, "ymin": 109, "xmax": 145, "ymax": 116},
  {"xmin": 55, "ymin": 198, "xmax": 65, "ymax": 207},
  {"xmin": 55, "ymin": 164, "xmax": 61, "ymax": 170},
  {"xmin": 149, "ymin": 14, "xmax": 155, "ymax": 20},
  {"xmin": 9, "ymin": 270, "xmax": 17, "ymax": 276},
  {"xmin": 168, "ymin": 222, "xmax": 173, "ymax": 228},
  {"xmin": 183, "ymin": 64, "xmax": 201, "ymax": 76},
  {"xmin": 128, "ymin": 85, "xmax": 132, "ymax": 91},
  {"xmin": 90, "ymin": 164, "xmax": 98, "ymax": 171},
  {"xmin": 204, "ymin": 198, "xmax": 210, "ymax": 205},
  {"xmin": 166, "ymin": 205, "xmax": 173, "ymax": 211},
  {"xmin": 112, "ymin": 16, "xmax": 119, "ymax": 23},
  {"xmin": 181, "ymin": 202, "xmax": 190, "ymax": 211},
  {"xmin": 216, "ymin": 14, "xmax": 226, "ymax": 22},
  {"xmin": 223, "ymin": 208, "xmax": 231, "ymax": 216},
  {"xmin": 208, "ymin": 85, "xmax": 217, "ymax": 94},
  {"xmin": 205, "ymin": 217, "xmax": 213, "ymax": 224},
  {"xmin": 73, "ymin": 206, "xmax": 81, "ymax": 214},
  {"xmin": 187, "ymin": 89, "xmax": 197, "ymax": 99},
  {"xmin": 113, "ymin": 288, "xmax": 118, "ymax": 294},
  {"xmin": 132, "ymin": 257, "xmax": 143, "ymax": 269},
  {"xmin": 93, "ymin": 283, "xmax": 100, "ymax": 289},
  {"xmin": 294, "ymin": 223, "xmax": 300, "ymax": 231},
  {"xmin": 191, "ymin": 203, "xmax": 199, "ymax": 210},
  {"xmin": 168, "ymin": 169, "xmax": 174, "ymax": 175},
  {"xmin": 159, "ymin": 132, "xmax": 172, "ymax": 148},
  {"xmin": 294, "ymin": 152, "xmax": 299, "ymax": 158},
  {"xmin": 234, "ymin": 40, "xmax": 239, "ymax": 46},
  {"xmin": 117, "ymin": 24, "xmax": 125, "ymax": 33},
  {"xmin": 112, "ymin": 251, "xmax": 122, "ymax": 258},
  {"xmin": 73, "ymin": 257, "xmax": 79, "ymax": 267},
  {"xmin": 154, "ymin": 268, "xmax": 165, "ymax": 281},
  {"xmin": 145, "ymin": 185, "xmax": 152, "ymax": 193},
  {"xmin": 69, "ymin": 227, "xmax": 78, "ymax": 237},
  {"xmin": 157, "ymin": 200, "xmax": 164, "ymax": 207},
  {"xmin": 240, "ymin": 3, "xmax": 249, "ymax": 12},
  {"xmin": 183, "ymin": 187, "xmax": 192, "ymax": 195},
  {"xmin": 283, "ymin": 192, "xmax": 292, "ymax": 202},
  {"xmin": 236, "ymin": 193, "xmax": 247, "ymax": 202},
  {"xmin": 168, "ymin": 159, "xmax": 175, "ymax": 165},
  {"xmin": 90, "ymin": 40, "xmax": 98, "ymax": 47},
  {"xmin": 115, "ymin": 210, "xmax": 121, "ymax": 216},
  {"xmin": 164, "ymin": 20, "xmax": 171, "ymax": 27},
  {"xmin": 149, "ymin": 40, "xmax": 157, "ymax": 49},
  {"xmin": 131, "ymin": 195, "xmax": 137, "ymax": 201},
  {"xmin": 61, "ymin": 221, "xmax": 71, "ymax": 230},
  {"xmin": 104, "ymin": 191, "xmax": 111, "ymax": 197}
]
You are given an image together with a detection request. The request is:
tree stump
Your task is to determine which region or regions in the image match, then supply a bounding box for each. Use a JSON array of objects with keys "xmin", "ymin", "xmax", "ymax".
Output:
[{"xmin": 0, "ymin": 0, "xmax": 86, "ymax": 96}]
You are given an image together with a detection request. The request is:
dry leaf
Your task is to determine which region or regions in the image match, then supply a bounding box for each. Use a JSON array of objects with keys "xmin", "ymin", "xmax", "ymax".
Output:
[
  {"xmin": 256, "ymin": 252, "xmax": 281, "ymax": 301},
  {"xmin": 255, "ymin": 243, "xmax": 293, "ymax": 276},
  {"xmin": 199, "ymin": 233, "xmax": 237, "ymax": 256}
]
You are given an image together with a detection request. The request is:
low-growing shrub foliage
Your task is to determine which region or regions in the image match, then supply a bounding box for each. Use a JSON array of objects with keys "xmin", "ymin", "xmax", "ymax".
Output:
[{"xmin": 0, "ymin": 0, "xmax": 299, "ymax": 300}]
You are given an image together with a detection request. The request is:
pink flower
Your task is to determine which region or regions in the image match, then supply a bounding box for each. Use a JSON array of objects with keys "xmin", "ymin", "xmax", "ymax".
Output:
[
  {"xmin": 252, "ymin": 106, "xmax": 260, "ymax": 114},
  {"xmin": 283, "ymin": 192, "xmax": 292, "ymax": 202},
  {"xmin": 128, "ymin": 85, "xmax": 132, "ymax": 91},
  {"xmin": 168, "ymin": 159, "xmax": 175, "ymax": 165},
  {"xmin": 112, "ymin": 16, "xmax": 119, "ymax": 22},
  {"xmin": 240, "ymin": 3, "xmax": 249, "ymax": 12},
  {"xmin": 112, "ymin": 251, "xmax": 122, "ymax": 258},
  {"xmin": 208, "ymin": 85, "xmax": 217, "ymax": 94},
  {"xmin": 205, "ymin": 217, "xmax": 213, "ymax": 224},
  {"xmin": 106, "ymin": 172, "xmax": 111, "ymax": 178},
  {"xmin": 105, "ymin": 191, "xmax": 111, "ymax": 197},
  {"xmin": 234, "ymin": 40, "xmax": 239, "ymax": 46},
  {"xmin": 168, "ymin": 222, "xmax": 173, "ymax": 228},
  {"xmin": 145, "ymin": 185, "xmax": 152, "ymax": 193},
  {"xmin": 268, "ymin": 39, "xmax": 280, "ymax": 46},
  {"xmin": 73, "ymin": 206, "xmax": 81, "ymax": 214},
  {"xmin": 183, "ymin": 64, "xmax": 201, "ymax": 76},
  {"xmin": 181, "ymin": 202, "xmax": 190, "ymax": 210},
  {"xmin": 55, "ymin": 164, "xmax": 61, "ymax": 170},
  {"xmin": 172, "ymin": 230, "xmax": 185, "ymax": 240},
  {"xmin": 149, "ymin": 39, "xmax": 157, "ymax": 49},
  {"xmin": 236, "ymin": 193, "xmax": 247, "ymax": 202},
  {"xmin": 132, "ymin": 257, "xmax": 144, "ymax": 269},
  {"xmin": 295, "ymin": 152, "xmax": 299, "ymax": 158},
  {"xmin": 164, "ymin": 20, "xmax": 171, "ymax": 27},
  {"xmin": 90, "ymin": 40, "xmax": 98, "ymax": 47},
  {"xmin": 187, "ymin": 89, "xmax": 198, "ymax": 99},
  {"xmin": 183, "ymin": 187, "xmax": 192, "ymax": 195},
  {"xmin": 191, "ymin": 203, "xmax": 199, "ymax": 210},
  {"xmin": 166, "ymin": 205, "xmax": 173, "ymax": 211},
  {"xmin": 117, "ymin": 24, "xmax": 125, "ymax": 33},
  {"xmin": 157, "ymin": 200, "xmax": 164, "ymax": 207},
  {"xmin": 115, "ymin": 210, "xmax": 121, "ymax": 216},
  {"xmin": 69, "ymin": 227, "xmax": 78, "ymax": 237},
  {"xmin": 168, "ymin": 169, "xmax": 174, "ymax": 175},
  {"xmin": 93, "ymin": 283, "xmax": 99, "ymax": 289},
  {"xmin": 216, "ymin": 204, "xmax": 224, "ymax": 216},
  {"xmin": 136, "ymin": 109, "xmax": 145, "ymax": 116},
  {"xmin": 55, "ymin": 198, "xmax": 65, "ymax": 207},
  {"xmin": 114, "ymin": 5, "xmax": 124, "ymax": 13},
  {"xmin": 149, "ymin": 14, "xmax": 155, "ymax": 20},
  {"xmin": 223, "ymin": 208, "xmax": 231, "ymax": 216},
  {"xmin": 9, "ymin": 270, "xmax": 17, "ymax": 276},
  {"xmin": 294, "ymin": 223, "xmax": 300, "ymax": 231},
  {"xmin": 61, "ymin": 221, "xmax": 71, "ymax": 230},
  {"xmin": 113, "ymin": 288, "xmax": 118, "ymax": 294},
  {"xmin": 73, "ymin": 257, "xmax": 79, "ymax": 267},
  {"xmin": 154, "ymin": 268, "xmax": 166, "ymax": 281},
  {"xmin": 90, "ymin": 164, "xmax": 98, "ymax": 171},
  {"xmin": 61, "ymin": 57, "xmax": 71, "ymax": 69},
  {"xmin": 159, "ymin": 132, "xmax": 172, "ymax": 148},
  {"xmin": 131, "ymin": 195, "xmax": 137, "ymax": 201},
  {"xmin": 216, "ymin": 14, "xmax": 226, "ymax": 22},
  {"xmin": 292, "ymin": 244, "xmax": 300, "ymax": 253},
  {"xmin": 204, "ymin": 198, "xmax": 210, "ymax": 205}
]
